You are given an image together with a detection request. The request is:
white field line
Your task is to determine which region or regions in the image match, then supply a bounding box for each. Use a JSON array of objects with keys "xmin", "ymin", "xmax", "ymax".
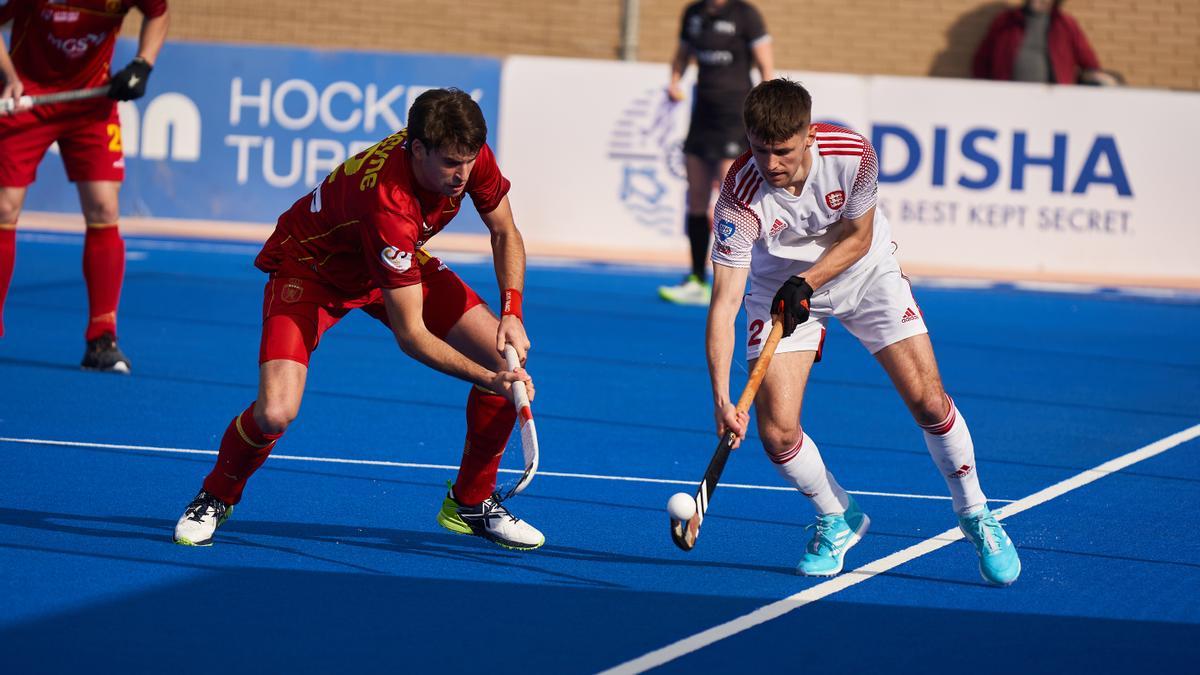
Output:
[
  {"xmin": 598, "ymin": 422, "xmax": 1200, "ymax": 675},
  {"xmin": 0, "ymin": 436, "xmax": 1004, "ymax": 503}
]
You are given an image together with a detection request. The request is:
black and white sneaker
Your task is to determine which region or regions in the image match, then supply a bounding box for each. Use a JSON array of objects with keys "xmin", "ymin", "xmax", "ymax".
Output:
[
  {"xmin": 173, "ymin": 490, "xmax": 233, "ymax": 546},
  {"xmin": 81, "ymin": 333, "xmax": 132, "ymax": 374},
  {"xmin": 436, "ymin": 483, "xmax": 544, "ymax": 551}
]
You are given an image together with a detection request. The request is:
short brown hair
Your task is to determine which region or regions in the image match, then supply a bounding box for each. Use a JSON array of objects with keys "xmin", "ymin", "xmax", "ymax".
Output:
[
  {"xmin": 743, "ymin": 79, "xmax": 813, "ymax": 144},
  {"xmin": 407, "ymin": 88, "xmax": 488, "ymax": 154}
]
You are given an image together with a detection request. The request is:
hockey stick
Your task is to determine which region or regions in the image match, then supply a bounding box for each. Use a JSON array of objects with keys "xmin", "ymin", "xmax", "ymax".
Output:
[
  {"xmin": 0, "ymin": 86, "xmax": 109, "ymax": 114},
  {"xmin": 671, "ymin": 319, "xmax": 785, "ymax": 551},
  {"xmin": 499, "ymin": 344, "xmax": 539, "ymax": 500}
]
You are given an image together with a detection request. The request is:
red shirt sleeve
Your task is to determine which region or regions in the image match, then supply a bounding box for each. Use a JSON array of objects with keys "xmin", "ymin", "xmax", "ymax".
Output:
[
  {"xmin": 972, "ymin": 16, "xmax": 1003, "ymax": 79},
  {"xmin": 466, "ymin": 143, "xmax": 511, "ymax": 215},
  {"xmin": 136, "ymin": 0, "xmax": 169, "ymax": 19},
  {"xmin": 1062, "ymin": 14, "xmax": 1101, "ymax": 71},
  {"xmin": 360, "ymin": 208, "xmax": 422, "ymax": 289}
]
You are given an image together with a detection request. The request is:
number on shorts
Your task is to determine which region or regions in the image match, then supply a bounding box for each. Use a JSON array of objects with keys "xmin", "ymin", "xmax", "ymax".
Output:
[
  {"xmin": 748, "ymin": 319, "xmax": 764, "ymax": 347},
  {"xmin": 106, "ymin": 124, "xmax": 122, "ymax": 152}
]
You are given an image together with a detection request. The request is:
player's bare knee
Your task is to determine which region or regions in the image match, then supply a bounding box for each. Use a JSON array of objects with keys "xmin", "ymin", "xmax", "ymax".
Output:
[
  {"xmin": 0, "ymin": 199, "xmax": 21, "ymax": 226},
  {"xmin": 912, "ymin": 390, "xmax": 951, "ymax": 427},
  {"xmin": 83, "ymin": 206, "xmax": 120, "ymax": 226},
  {"xmin": 760, "ymin": 425, "xmax": 801, "ymax": 461},
  {"xmin": 255, "ymin": 403, "xmax": 297, "ymax": 435}
]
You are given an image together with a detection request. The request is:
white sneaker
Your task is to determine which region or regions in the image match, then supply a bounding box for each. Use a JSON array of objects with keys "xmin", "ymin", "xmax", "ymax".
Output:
[
  {"xmin": 173, "ymin": 490, "xmax": 232, "ymax": 546},
  {"xmin": 436, "ymin": 483, "xmax": 544, "ymax": 550},
  {"xmin": 658, "ymin": 274, "xmax": 711, "ymax": 306}
]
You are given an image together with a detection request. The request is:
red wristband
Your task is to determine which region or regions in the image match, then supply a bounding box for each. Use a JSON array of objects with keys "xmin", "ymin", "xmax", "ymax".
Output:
[{"xmin": 501, "ymin": 288, "xmax": 523, "ymax": 320}]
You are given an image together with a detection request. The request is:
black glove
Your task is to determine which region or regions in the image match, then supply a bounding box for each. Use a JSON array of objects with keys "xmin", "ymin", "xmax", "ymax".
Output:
[
  {"xmin": 771, "ymin": 276, "xmax": 814, "ymax": 338},
  {"xmin": 108, "ymin": 57, "xmax": 153, "ymax": 101}
]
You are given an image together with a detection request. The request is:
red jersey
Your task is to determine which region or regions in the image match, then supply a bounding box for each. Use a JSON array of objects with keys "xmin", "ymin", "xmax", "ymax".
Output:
[
  {"xmin": 1, "ymin": 0, "xmax": 167, "ymax": 93},
  {"xmin": 256, "ymin": 129, "xmax": 511, "ymax": 298}
]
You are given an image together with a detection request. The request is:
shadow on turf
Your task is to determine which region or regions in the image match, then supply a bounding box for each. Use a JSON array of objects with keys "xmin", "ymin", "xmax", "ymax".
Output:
[
  {"xmin": 2, "ymin": 564, "xmax": 1197, "ymax": 674},
  {"xmin": 0, "ymin": 506, "xmax": 798, "ymax": 583}
]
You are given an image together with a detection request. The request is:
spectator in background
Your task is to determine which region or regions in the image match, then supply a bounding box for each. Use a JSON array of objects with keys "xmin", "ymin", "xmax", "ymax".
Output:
[
  {"xmin": 0, "ymin": 0, "xmax": 170, "ymax": 372},
  {"xmin": 659, "ymin": 0, "xmax": 773, "ymax": 306},
  {"xmin": 972, "ymin": 0, "xmax": 1119, "ymax": 85}
]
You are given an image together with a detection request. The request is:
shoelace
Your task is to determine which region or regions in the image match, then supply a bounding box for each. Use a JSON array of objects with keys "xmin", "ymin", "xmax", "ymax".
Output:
[
  {"xmin": 964, "ymin": 512, "xmax": 1003, "ymax": 554},
  {"xmin": 185, "ymin": 494, "xmax": 224, "ymax": 523},
  {"xmin": 481, "ymin": 494, "xmax": 522, "ymax": 524},
  {"xmin": 805, "ymin": 514, "xmax": 844, "ymax": 554}
]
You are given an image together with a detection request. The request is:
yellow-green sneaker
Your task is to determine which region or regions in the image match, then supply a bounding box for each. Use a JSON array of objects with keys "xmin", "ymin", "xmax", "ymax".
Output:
[
  {"xmin": 173, "ymin": 489, "xmax": 233, "ymax": 547},
  {"xmin": 436, "ymin": 482, "xmax": 544, "ymax": 551},
  {"xmin": 658, "ymin": 275, "xmax": 711, "ymax": 306}
]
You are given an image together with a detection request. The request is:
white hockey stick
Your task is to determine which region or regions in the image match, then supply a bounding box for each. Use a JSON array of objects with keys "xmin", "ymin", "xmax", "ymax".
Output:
[
  {"xmin": 500, "ymin": 344, "xmax": 539, "ymax": 500},
  {"xmin": 0, "ymin": 86, "xmax": 109, "ymax": 114}
]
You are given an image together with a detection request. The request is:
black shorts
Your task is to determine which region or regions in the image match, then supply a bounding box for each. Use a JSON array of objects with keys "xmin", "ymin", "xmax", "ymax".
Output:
[{"xmin": 683, "ymin": 99, "xmax": 748, "ymax": 162}]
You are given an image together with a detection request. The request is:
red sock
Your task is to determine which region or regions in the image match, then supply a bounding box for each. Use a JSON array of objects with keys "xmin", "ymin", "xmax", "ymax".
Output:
[
  {"xmin": 0, "ymin": 228, "xmax": 14, "ymax": 338},
  {"xmin": 203, "ymin": 403, "xmax": 283, "ymax": 505},
  {"xmin": 453, "ymin": 387, "xmax": 516, "ymax": 505},
  {"xmin": 82, "ymin": 225, "xmax": 124, "ymax": 341}
]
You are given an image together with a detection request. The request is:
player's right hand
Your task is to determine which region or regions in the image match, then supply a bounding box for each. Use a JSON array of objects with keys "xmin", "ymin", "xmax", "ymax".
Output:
[
  {"xmin": 666, "ymin": 83, "xmax": 685, "ymax": 103},
  {"xmin": 0, "ymin": 77, "xmax": 24, "ymax": 117},
  {"xmin": 715, "ymin": 403, "xmax": 749, "ymax": 449},
  {"xmin": 490, "ymin": 367, "xmax": 535, "ymax": 404},
  {"xmin": 771, "ymin": 276, "xmax": 814, "ymax": 338}
]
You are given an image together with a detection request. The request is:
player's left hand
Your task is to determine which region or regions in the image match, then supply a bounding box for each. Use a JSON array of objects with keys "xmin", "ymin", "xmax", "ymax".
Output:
[
  {"xmin": 715, "ymin": 403, "xmax": 750, "ymax": 449},
  {"xmin": 771, "ymin": 276, "xmax": 813, "ymax": 338},
  {"xmin": 496, "ymin": 314, "xmax": 531, "ymax": 364},
  {"xmin": 108, "ymin": 57, "xmax": 153, "ymax": 101}
]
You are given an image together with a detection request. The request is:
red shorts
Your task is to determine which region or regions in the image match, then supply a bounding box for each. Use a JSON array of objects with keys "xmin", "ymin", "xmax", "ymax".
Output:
[
  {"xmin": 0, "ymin": 99, "xmax": 125, "ymax": 187},
  {"xmin": 258, "ymin": 253, "xmax": 487, "ymax": 365}
]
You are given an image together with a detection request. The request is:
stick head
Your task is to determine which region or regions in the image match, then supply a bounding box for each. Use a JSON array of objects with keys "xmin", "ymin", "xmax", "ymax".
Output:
[{"xmin": 670, "ymin": 511, "xmax": 701, "ymax": 551}]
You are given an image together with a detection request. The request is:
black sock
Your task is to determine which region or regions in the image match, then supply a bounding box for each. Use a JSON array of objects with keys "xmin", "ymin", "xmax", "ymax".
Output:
[{"xmin": 686, "ymin": 214, "xmax": 710, "ymax": 281}]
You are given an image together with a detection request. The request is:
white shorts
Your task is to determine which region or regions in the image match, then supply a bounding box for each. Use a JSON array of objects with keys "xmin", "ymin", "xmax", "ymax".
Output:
[{"xmin": 744, "ymin": 254, "xmax": 928, "ymax": 360}]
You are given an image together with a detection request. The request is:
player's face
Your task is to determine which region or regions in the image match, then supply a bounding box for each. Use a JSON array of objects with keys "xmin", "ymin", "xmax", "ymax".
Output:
[
  {"xmin": 748, "ymin": 126, "xmax": 816, "ymax": 189},
  {"xmin": 412, "ymin": 140, "xmax": 479, "ymax": 197}
]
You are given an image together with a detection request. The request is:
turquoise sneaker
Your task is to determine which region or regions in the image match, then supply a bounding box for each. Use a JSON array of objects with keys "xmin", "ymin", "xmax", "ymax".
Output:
[
  {"xmin": 958, "ymin": 506, "xmax": 1021, "ymax": 586},
  {"xmin": 796, "ymin": 496, "xmax": 870, "ymax": 577}
]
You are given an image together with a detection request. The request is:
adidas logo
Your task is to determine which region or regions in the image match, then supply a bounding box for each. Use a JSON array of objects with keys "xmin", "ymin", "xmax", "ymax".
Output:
[{"xmin": 901, "ymin": 307, "xmax": 920, "ymax": 323}]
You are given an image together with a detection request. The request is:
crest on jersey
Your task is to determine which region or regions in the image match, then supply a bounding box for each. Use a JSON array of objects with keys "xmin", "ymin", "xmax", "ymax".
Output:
[
  {"xmin": 106, "ymin": 0, "xmax": 121, "ymax": 12},
  {"xmin": 825, "ymin": 190, "xmax": 846, "ymax": 210},
  {"xmin": 380, "ymin": 246, "xmax": 412, "ymax": 272},
  {"xmin": 281, "ymin": 279, "xmax": 304, "ymax": 304},
  {"xmin": 717, "ymin": 219, "xmax": 735, "ymax": 242}
]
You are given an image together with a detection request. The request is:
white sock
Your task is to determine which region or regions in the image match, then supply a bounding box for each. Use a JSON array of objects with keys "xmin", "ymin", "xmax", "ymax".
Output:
[
  {"xmin": 921, "ymin": 396, "xmax": 987, "ymax": 515},
  {"xmin": 769, "ymin": 432, "xmax": 848, "ymax": 515}
]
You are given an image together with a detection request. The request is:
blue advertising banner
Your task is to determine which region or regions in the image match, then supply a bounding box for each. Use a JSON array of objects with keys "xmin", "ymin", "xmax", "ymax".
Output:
[{"xmin": 23, "ymin": 39, "xmax": 503, "ymax": 233}]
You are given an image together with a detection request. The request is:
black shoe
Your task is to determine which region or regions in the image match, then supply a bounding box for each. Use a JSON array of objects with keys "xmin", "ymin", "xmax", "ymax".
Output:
[{"xmin": 81, "ymin": 333, "xmax": 132, "ymax": 374}]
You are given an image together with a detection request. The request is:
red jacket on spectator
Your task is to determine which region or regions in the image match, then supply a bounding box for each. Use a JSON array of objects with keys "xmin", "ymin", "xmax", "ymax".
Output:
[{"xmin": 972, "ymin": 5, "xmax": 1101, "ymax": 84}]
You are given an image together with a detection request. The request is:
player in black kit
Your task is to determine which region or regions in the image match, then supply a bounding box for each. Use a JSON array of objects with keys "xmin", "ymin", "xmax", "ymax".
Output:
[{"xmin": 659, "ymin": 0, "xmax": 774, "ymax": 305}]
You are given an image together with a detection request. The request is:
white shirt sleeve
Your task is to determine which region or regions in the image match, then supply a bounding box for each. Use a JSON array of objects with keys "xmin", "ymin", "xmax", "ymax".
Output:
[
  {"xmin": 711, "ymin": 189, "xmax": 761, "ymax": 269},
  {"xmin": 844, "ymin": 140, "xmax": 879, "ymax": 221}
]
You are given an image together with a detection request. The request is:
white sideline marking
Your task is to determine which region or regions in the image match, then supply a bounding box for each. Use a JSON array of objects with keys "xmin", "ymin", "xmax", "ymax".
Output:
[
  {"xmin": 597, "ymin": 422, "xmax": 1200, "ymax": 675},
  {"xmin": 0, "ymin": 436, "xmax": 1003, "ymax": 503}
]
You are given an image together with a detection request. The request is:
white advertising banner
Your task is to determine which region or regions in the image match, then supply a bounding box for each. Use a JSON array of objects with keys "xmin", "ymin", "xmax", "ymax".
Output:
[
  {"xmin": 499, "ymin": 56, "xmax": 694, "ymax": 257},
  {"xmin": 499, "ymin": 56, "xmax": 1200, "ymax": 286},
  {"xmin": 861, "ymin": 77, "xmax": 1200, "ymax": 283}
]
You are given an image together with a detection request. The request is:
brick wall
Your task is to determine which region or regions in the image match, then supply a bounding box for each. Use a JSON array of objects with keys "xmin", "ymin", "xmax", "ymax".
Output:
[{"xmin": 126, "ymin": 0, "xmax": 1199, "ymax": 91}]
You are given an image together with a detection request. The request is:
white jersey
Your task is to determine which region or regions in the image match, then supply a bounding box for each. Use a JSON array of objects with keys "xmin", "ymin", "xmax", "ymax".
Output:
[{"xmin": 710, "ymin": 123, "xmax": 892, "ymax": 295}]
